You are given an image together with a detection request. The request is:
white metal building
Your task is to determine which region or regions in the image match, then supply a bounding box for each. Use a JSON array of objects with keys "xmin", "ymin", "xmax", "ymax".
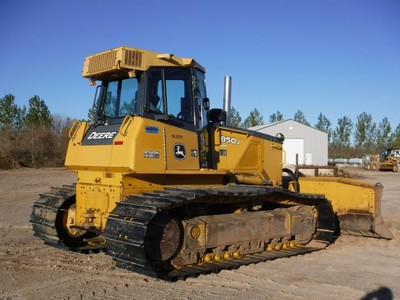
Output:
[{"xmin": 251, "ymin": 119, "xmax": 328, "ymax": 166}]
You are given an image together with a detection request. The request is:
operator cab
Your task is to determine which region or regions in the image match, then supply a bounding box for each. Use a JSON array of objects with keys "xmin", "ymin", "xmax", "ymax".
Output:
[{"xmin": 92, "ymin": 67, "xmax": 208, "ymax": 132}]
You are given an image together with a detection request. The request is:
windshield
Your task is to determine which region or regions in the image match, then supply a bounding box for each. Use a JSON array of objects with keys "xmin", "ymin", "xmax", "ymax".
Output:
[
  {"xmin": 92, "ymin": 67, "xmax": 206, "ymax": 131},
  {"xmin": 99, "ymin": 77, "xmax": 139, "ymax": 119}
]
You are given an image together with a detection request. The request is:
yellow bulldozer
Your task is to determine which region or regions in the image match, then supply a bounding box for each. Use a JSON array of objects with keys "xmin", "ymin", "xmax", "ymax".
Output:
[{"xmin": 31, "ymin": 46, "xmax": 393, "ymax": 280}]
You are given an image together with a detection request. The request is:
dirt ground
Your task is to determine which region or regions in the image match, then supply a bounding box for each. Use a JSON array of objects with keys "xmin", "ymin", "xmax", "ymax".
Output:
[{"xmin": 0, "ymin": 168, "xmax": 399, "ymax": 300}]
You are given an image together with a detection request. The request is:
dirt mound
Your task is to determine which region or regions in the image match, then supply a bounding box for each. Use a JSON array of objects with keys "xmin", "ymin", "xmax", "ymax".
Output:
[{"xmin": 0, "ymin": 155, "xmax": 21, "ymax": 169}]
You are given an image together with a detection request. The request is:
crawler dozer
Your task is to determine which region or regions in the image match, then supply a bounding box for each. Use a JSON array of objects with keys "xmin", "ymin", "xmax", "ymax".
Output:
[{"xmin": 31, "ymin": 46, "xmax": 393, "ymax": 280}]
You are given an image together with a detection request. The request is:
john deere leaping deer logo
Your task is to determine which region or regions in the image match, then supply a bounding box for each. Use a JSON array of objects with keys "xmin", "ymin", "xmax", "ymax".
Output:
[{"xmin": 174, "ymin": 143, "xmax": 186, "ymax": 160}]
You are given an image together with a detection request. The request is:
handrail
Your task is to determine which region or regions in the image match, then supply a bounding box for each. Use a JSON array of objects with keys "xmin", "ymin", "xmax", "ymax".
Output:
[
  {"xmin": 119, "ymin": 115, "xmax": 133, "ymax": 136},
  {"xmin": 68, "ymin": 120, "xmax": 81, "ymax": 140}
]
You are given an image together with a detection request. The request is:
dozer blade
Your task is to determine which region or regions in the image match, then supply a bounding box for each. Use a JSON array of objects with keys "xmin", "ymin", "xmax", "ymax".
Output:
[{"xmin": 298, "ymin": 177, "xmax": 393, "ymax": 239}]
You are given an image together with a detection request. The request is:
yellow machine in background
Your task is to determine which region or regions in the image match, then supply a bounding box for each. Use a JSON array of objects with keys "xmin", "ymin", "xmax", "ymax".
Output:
[
  {"xmin": 31, "ymin": 46, "xmax": 392, "ymax": 280},
  {"xmin": 364, "ymin": 148, "xmax": 400, "ymax": 172}
]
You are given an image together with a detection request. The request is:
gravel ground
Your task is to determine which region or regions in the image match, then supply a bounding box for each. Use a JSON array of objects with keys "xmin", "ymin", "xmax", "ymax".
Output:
[{"xmin": 0, "ymin": 167, "xmax": 399, "ymax": 299}]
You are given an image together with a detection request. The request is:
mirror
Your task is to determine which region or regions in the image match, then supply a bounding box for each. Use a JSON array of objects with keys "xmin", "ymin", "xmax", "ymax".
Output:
[{"xmin": 202, "ymin": 98, "xmax": 210, "ymax": 111}]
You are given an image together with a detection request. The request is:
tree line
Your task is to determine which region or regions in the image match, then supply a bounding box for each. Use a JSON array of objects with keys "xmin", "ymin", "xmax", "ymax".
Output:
[
  {"xmin": 1, "ymin": 93, "xmax": 399, "ymax": 168},
  {"xmin": 0, "ymin": 94, "xmax": 73, "ymax": 168},
  {"xmin": 231, "ymin": 107, "xmax": 400, "ymax": 158}
]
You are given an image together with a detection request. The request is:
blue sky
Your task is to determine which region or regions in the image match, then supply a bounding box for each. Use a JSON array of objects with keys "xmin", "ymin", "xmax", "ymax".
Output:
[{"xmin": 1, "ymin": 0, "xmax": 399, "ymax": 130}]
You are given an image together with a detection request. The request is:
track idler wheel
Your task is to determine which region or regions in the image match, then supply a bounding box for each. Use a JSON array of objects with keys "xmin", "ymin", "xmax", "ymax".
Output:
[
  {"xmin": 145, "ymin": 213, "xmax": 182, "ymax": 262},
  {"xmin": 55, "ymin": 198, "xmax": 97, "ymax": 249}
]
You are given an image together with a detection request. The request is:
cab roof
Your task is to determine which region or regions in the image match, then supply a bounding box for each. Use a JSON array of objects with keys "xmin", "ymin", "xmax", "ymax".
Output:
[{"xmin": 82, "ymin": 46, "xmax": 205, "ymax": 80}]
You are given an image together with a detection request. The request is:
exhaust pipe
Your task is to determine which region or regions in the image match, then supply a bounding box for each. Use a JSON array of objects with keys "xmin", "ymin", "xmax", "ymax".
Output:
[{"xmin": 223, "ymin": 76, "xmax": 232, "ymax": 126}]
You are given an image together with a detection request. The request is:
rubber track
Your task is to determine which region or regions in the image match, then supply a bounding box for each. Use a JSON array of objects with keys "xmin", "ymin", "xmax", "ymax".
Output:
[
  {"xmin": 30, "ymin": 185, "xmax": 104, "ymax": 252},
  {"xmin": 103, "ymin": 185, "xmax": 336, "ymax": 280}
]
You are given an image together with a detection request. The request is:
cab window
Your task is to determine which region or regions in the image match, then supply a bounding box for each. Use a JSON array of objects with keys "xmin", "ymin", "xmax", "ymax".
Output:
[
  {"xmin": 101, "ymin": 77, "xmax": 139, "ymax": 118},
  {"xmin": 146, "ymin": 68, "xmax": 193, "ymax": 123}
]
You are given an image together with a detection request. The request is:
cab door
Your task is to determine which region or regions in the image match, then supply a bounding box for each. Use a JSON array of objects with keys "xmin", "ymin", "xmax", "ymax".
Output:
[
  {"xmin": 144, "ymin": 67, "xmax": 201, "ymax": 170},
  {"xmin": 160, "ymin": 68, "xmax": 199, "ymax": 170}
]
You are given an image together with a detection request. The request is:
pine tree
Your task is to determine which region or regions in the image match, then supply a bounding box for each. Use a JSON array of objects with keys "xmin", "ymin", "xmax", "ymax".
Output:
[
  {"xmin": 243, "ymin": 108, "xmax": 264, "ymax": 128},
  {"xmin": 314, "ymin": 113, "xmax": 332, "ymax": 142},
  {"xmin": 269, "ymin": 110, "xmax": 283, "ymax": 123},
  {"xmin": 230, "ymin": 106, "xmax": 242, "ymax": 127},
  {"xmin": 293, "ymin": 110, "xmax": 310, "ymax": 126}
]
